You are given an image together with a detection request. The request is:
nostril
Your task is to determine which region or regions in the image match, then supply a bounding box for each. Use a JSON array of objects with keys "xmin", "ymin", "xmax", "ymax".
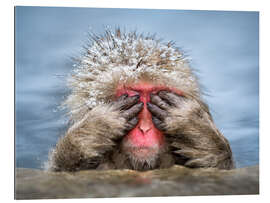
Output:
[{"xmin": 138, "ymin": 123, "xmax": 151, "ymax": 133}]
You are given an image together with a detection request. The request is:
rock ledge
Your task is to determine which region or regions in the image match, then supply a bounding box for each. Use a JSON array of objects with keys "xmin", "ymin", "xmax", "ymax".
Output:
[{"xmin": 15, "ymin": 165, "xmax": 259, "ymax": 199}]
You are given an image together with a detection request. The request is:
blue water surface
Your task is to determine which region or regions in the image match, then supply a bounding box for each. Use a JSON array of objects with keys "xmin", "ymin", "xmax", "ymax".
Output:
[{"xmin": 15, "ymin": 7, "xmax": 259, "ymax": 169}]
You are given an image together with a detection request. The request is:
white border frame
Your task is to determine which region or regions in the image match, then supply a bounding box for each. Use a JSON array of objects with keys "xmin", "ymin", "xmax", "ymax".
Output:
[{"xmin": 2, "ymin": 0, "xmax": 269, "ymax": 202}]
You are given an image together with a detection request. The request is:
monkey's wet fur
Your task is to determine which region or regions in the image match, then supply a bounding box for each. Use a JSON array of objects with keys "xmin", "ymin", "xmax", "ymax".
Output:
[{"xmin": 48, "ymin": 28, "xmax": 234, "ymax": 171}]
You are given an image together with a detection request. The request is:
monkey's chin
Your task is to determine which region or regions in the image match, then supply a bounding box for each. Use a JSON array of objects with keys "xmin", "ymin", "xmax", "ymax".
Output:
[
  {"xmin": 123, "ymin": 145, "xmax": 161, "ymax": 170},
  {"xmin": 128, "ymin": 146, "xmax": 159, "ymax": 161}
]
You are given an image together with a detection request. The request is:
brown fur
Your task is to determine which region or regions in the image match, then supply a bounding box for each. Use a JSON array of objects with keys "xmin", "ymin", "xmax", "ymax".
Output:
[
  {"xmin": 164, "ymin": 95, "xmax": 234, "ymax": 169},
  {"xmin": 48, "ymin": 104, "xmax": 126, "ymax": 171},
  {"xmin": 48, "ymin": 28, "xmax": 234, "ymax": 171}
]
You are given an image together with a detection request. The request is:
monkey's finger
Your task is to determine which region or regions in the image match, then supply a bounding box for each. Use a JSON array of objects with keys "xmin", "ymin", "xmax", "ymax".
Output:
[
  {"xmin": 152, "ymin": 116, "xmax": 166, "ymax": 131},
  {"xmin": 158, "ymin": 90, "xmax": 184, "ymax": 107},
  {"xmin": 115, "ymin": 95, "xmax": 140, "ymax": 110},
  {"xmin": 150, "ymin": 93, "xmax": 170, "ymax": 110},
  {"xmin": 113, "ymin": 94, "xmax": 128, "ymax": 109},
  {"xmin": 117, "ymin": 93, "xmax": 128, "ymax": 101},
  {"xmin": 122, "ymin": 102, "xmax": 143, "ymax": 120},
  {"xmin": 125, "ymin": 117, "xmax": 139, "ymax": 132},
  {"xmin": 147, "ymin": 103, "xmax": 168, "ymax": 120}
]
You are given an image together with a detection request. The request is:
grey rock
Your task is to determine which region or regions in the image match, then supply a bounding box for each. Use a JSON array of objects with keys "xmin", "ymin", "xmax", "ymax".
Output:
[{"xmin": 15, "ymin": 165, "xmax": 259, "ymax": 199}]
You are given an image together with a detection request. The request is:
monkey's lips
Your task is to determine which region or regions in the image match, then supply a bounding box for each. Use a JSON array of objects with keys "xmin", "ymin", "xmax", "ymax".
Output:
[{"xmin": 126, "ymin": 146, "xmax": 159, "ymax": 161}]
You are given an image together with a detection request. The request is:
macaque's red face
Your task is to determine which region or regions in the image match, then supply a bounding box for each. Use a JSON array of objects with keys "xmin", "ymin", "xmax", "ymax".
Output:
[{"xmin": 116, "ymin": 82, "xmax": 182, "ymax": 162}]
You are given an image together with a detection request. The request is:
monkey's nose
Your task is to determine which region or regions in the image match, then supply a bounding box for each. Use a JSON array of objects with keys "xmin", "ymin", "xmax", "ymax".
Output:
[
  {"xmin": 137, "ymin": 101, "xmax": 154, "ymax": 134},
  {"xmin": 138, "ymin": 121, "xmax": 151, "ymax": 133}
]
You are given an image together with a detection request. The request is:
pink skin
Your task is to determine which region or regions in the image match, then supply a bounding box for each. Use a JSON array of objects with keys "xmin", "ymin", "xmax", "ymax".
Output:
[{"xmin": 116, "ymin": 82, "xmax": 182, "ymax": 160}]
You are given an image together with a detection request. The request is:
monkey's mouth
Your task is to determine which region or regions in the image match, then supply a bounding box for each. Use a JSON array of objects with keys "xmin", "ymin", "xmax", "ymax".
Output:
[
  {"xmin": 123, "ymin": 145, "xmax": 162, "ymax": 170},
  {"xmin": 125, "ymin": 146, "xmax": 159, "ymax": 162}
]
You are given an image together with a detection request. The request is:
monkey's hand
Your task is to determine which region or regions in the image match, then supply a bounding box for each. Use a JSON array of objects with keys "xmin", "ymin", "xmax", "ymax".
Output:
[
  {"xmin": 147, "ymin": 90, "xmax": 234, "ymax": 170},
  {"xmin": 49, "ymin": 94, "xmax": 143, "ymax": 171},
  {"xmin": 112, "ymin": 94, "xmax": 143, "ymax": 133}
]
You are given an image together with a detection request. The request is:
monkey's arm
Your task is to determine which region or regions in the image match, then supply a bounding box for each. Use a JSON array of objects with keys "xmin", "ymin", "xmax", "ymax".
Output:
[
  {"xmin": 148, "ymin": 91, "xmax": 234, "ymax": 170},
  {"xmin": 49, "ymin": 95, "xmax": 143, "ymax": 171}
]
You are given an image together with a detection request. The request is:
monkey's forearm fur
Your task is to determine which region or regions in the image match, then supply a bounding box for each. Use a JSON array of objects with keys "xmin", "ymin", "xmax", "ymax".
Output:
[
  {"xmin": 50, "ymin": 101, "xmax": 234, "ymax": 171},
  {"xmin": 50, "ymin": 102, "xmax": 234, "ymax": 171},
  {"xmin": 164, "ymin": 98, "xmax": 234, "ymax": 170},
  {"xmin": 49, "ymin": 104, "xmax": 126, "ymax": 171}
]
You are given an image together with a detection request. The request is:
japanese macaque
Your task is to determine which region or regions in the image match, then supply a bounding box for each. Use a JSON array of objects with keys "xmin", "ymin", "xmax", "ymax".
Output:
[{"xmin": 48, "ymin": 28, "xmax": 234, "ymax": 171}]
